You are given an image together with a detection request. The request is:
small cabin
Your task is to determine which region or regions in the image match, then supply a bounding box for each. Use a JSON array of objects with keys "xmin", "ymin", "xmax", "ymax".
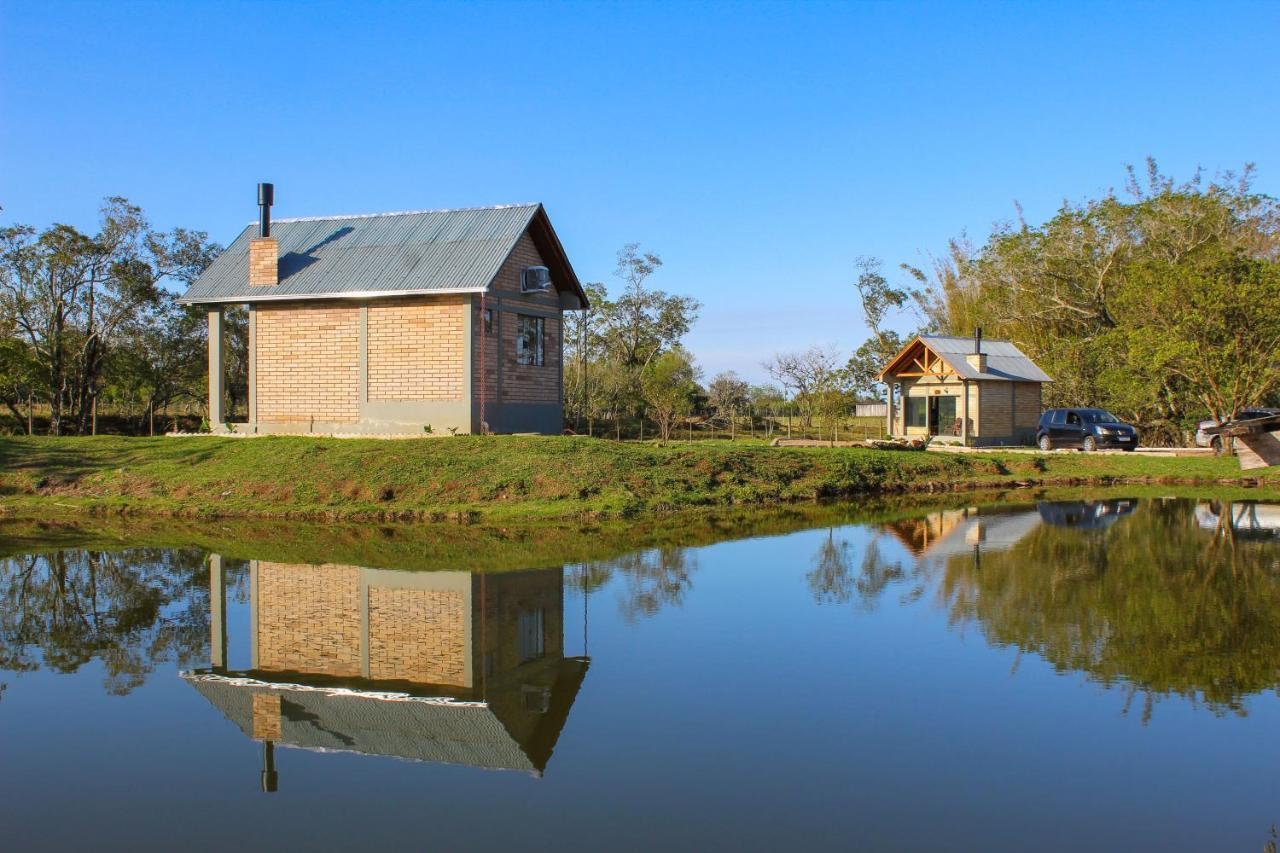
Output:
[
  {"xmin": 877, "ymin": 332, "xmax": 1052, "ymax": 446},
  {"xmin": 179, "ymin": 185, "xmax": 588, "ymax": 436}
]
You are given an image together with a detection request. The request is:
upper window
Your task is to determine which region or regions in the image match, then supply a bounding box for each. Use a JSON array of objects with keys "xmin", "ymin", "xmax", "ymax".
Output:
[
  {"xmin": 518, "ymin": 609, "xmax": 545, "ymax": 662},
  {"xmin": 516, "ymin": 314, "xmax": 545, "ymax": 366},
  {"xmin": 482, "ymin": 308, "xmax": 494, "ymax": 336}
]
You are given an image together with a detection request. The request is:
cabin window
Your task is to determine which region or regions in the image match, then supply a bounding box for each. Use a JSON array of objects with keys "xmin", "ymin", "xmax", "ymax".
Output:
[
  {"xmin": 905, "ymin": 397, "xmax": 927, "ymax": 428},
  {"xmin": 516, "ymin": 314, "xmax": 545, "ymax": 366},
  {"xmin": 518, "ymin": 609, "xmax": 545, "ymax": 662},
  {"xmin": 482, "ymin": 308, "xmax": 494, "ymax": 336}
]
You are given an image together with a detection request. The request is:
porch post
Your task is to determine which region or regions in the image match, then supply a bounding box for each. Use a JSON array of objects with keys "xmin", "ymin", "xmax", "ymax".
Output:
[
  {"xmin": 961, "ymin": 380, "xmax": 970, "ymax": 445},
  {"xmin": 210, "ymin": 554, "xmax": 226, "ymax": 670},
  {"xmin": 208, "ymin": 309, "xmax": 225, "ymax": 427},
  {"xmin": 885, "ymin": 381, "xmax": 894, "ymax": 438}
]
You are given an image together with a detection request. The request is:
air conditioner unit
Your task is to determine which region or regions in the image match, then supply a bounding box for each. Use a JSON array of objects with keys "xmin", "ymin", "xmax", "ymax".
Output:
[{"xmin": 521, "ymin": 265, "xmax": 552, "ymax": 293}]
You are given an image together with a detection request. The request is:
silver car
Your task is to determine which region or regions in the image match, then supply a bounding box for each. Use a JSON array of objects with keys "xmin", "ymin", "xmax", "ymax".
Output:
[{"xmin": 1194, "ymin": 408, "xmax": 1280, "ymax": 453}]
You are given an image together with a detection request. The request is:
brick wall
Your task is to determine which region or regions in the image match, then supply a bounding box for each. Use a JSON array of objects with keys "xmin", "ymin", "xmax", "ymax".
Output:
[
  {"xmin": 249, "ymin": 238, "xmax": 278, "ymax": 286},
  {"xmin": 256, "ymin": 562, "xmax": 362, "ymax": 677},
  {"xmin": 368, "ymin": 586, "xmax": 467, "ymax": 685},
  {"xmin": 473, "ymin": 232, "xmax": 562, "ymax": 408},
  {"xmin": 255, "ymin": 303, "xmax": 360, "ymax": 423},
  {"xmin": 368, "ymin": 296, "xmax": 466, "ymax": 402}
]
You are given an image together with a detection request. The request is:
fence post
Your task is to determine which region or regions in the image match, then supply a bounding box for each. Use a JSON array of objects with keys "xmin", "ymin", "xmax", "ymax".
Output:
[{"xmin": 27, "ymin": 392, "xmax": 33, "ymax": 435}]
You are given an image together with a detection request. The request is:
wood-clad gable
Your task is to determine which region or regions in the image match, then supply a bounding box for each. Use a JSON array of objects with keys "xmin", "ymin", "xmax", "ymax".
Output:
[{"xmin": 878, "ymin": 338, "xmax": 958, "ymax": 380}]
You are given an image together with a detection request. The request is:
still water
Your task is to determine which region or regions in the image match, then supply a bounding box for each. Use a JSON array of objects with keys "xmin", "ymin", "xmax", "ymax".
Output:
[{"xmin": 1, "ymin": 496, "xmax": 1278, "ymax": 851}]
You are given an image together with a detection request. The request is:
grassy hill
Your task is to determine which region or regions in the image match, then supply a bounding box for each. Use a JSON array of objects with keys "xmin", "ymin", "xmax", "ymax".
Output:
[{"xmin": 0, "ymin": 435, "xmax": 1275, "ymax": 523}]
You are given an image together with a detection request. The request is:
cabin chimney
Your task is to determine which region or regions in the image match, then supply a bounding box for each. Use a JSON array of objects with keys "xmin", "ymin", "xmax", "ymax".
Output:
[
  {"xmin": 966, "ymin": 327, "xmax": 987, "ymax": 372},
  {"xmin": 249, "ymin": 183, "xmax": 278, "ymax": 286}
]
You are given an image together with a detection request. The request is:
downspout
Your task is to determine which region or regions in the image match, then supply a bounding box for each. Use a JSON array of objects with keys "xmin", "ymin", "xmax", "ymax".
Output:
[{"xmin": 479, "ymin": 293, "xmax": 487, "ymax": 435}]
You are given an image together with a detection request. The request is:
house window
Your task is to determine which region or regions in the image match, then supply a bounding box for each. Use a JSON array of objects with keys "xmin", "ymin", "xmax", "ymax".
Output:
[
  {"xmin": 516, "ymin": 315, "xmax": 544, "ymax": 366},
  {"xmin": 518, "ymin": 609, "xmax": 545, "ymax": 662},
  {"xmin": 905, "ymin": 397, "xmax": 927, "ymax": 428},
  {"xmin": 482, "ymin": 308, "xmax": 494, "ymax": 336}
]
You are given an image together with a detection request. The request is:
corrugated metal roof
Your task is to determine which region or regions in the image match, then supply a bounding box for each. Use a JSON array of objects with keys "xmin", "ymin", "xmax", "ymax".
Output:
[
  {"xmin": 921, "ymin": 335, "xmax": 1054, "ymax": 383},
  {"xmin": 179, "ymin": 204, "xmax": 543, "ymax": 304}
]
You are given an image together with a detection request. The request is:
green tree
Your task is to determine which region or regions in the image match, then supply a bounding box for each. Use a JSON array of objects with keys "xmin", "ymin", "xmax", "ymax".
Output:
[{"xmin": 640, "ymin": 347, "xmax": 701, "ymax": 443}]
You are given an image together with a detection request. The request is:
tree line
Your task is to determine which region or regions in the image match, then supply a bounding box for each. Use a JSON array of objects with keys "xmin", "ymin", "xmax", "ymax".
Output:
[
  {"xmin": 0, "ymin": 198, "xmax": 223, "ymax": 435},
  {"xmin": 850, "ymin": 160, "xmax": 1280, "ymax": 445}
]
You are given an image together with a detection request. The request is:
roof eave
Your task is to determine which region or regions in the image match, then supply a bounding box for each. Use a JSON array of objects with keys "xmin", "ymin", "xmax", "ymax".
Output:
[{"xmin": 178, "ymin": 285, "xmax": 492, "ymax": 306}]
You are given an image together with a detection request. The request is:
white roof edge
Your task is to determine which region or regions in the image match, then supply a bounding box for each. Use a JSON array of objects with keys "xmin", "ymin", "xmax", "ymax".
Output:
[
  {"xmin": 178, "ymin": 286, "xmax": 490, "ymax": 305},
  {"xmin": 245, "ymin": 203, "xmax": 540, "ymax": 227}
]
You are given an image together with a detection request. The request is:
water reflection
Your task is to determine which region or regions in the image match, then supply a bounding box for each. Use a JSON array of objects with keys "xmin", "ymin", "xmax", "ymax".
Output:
[
  {"xmin": 187, "ymin": 559, "xmax": 588, "ymax": 783},
  {"xmin": 0, "ymin": 547, "xmax": 210, "ymax": 694},
  {"xmin": 839, "ymin": 499, "xmax": 1280, "ymax": 717}
]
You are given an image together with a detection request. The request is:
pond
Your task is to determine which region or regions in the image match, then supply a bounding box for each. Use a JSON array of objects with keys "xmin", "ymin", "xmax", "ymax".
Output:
[{"xmin": 0, "ymin": 495, "xmax": 1278, "ymax": 851}]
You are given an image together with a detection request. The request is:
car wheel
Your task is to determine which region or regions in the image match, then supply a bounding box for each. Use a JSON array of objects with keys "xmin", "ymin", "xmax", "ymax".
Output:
[
  {"xmin": 1082, "ymin": 436, "xmax": 1098, "ymax": 452},
  {"xmin": 1038, "ymin": 435, "xmax": 1052, "ymax": 451}
]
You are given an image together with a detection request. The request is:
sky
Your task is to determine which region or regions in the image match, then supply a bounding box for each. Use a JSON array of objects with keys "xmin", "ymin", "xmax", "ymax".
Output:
[{"xmin": 2, "ymin": 0, "xmax": 1277, "ymax": 383}]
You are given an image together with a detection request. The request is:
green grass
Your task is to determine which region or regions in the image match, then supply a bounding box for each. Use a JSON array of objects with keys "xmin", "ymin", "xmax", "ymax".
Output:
[{"xmin": 0, "ymin": 435, "xmax": 1276, "ymax": 523}]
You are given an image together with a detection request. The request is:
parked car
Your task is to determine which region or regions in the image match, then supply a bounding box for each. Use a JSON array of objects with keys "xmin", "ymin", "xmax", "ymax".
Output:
[
  {"xmin": 1036, "ymin": 408, "xmax": 1139, "ymax": 452},
  {"xmin": 1194, "ymin": 408, "xmax": 1280, "ymax": 454}
]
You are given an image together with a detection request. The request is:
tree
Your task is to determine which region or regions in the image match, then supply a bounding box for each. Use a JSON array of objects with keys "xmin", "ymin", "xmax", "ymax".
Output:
[
  {"xmin": 0, "ymin": 199, "xmax": 221, "ymax": 435},
  {"xmin": 706, "ymin": 370, "xmax": 749, "ymax": 428},
  {"xmin": 640, "ymin": 347, "xmax": 701, "ymax": 443},
  {"xmin": 1113, "ymin": 249, "xmax": 1280, "ymax": 424},
  {"xmin": 764, "ymin": 346, "xmax": 844, "ymax": 426}
]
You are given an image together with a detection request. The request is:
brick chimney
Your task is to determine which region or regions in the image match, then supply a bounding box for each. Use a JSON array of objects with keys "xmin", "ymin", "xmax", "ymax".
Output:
[
  {"xmin": 965, "ymin": 327, "xmax": 987, "ymax": 372},
  {"xmin": 249, "ymin": 182, "xmax": 278, "ymax": 286}
]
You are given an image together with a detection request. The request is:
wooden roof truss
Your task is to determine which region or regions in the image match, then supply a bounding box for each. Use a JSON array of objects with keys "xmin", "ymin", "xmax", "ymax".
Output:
[{"xmin": 888, "ymin": 341, "xmax": 957, "ymax": 379}]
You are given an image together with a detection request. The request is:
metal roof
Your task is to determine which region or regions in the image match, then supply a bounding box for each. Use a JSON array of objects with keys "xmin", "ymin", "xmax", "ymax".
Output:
[
  {"xmin": 179, "ymin": 203, "xmax": 583, "ymax": 305},
  {"xmin": 917, "ymin": 335, "xmax": 1053, "ymax": 382}
]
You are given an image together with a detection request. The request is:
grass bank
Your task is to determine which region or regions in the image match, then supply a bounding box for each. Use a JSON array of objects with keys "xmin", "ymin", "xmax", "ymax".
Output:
[{"xmin": 0, "ymin": 435, "xmax": 1276, "ymax": 523}]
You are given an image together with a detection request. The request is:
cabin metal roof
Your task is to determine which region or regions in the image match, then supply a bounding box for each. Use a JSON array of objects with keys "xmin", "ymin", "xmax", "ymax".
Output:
[
  {"xmin": 178, "ymin": 203, "xmax": 586, "ymax": 306},
  {"xmin": 880, "ymin": 335, "xmax": 1053, "ymax": 383}
]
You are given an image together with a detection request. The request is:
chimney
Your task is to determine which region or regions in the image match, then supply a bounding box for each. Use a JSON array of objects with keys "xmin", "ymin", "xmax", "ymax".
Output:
[
  {"xmin": 966, "ymin": 326, "xmax": 987, "ymax": 372},
  {"xmin": 249, "ymin": 182, "xmax": 278, "ymax": 286}
]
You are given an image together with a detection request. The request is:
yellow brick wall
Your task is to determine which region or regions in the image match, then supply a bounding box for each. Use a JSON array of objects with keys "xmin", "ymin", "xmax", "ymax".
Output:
[
  {"xmin": 255, "ymin": 303, "xmax": 360, "ymax": 423},
  {"xmin": 256, "ymin": 562, "xmax": 362, "ymax": 677},
  {"xmin": 368, "ymin": 587, "xmax": 467, "ymax": 685},
  {"xmin": 248, "ymin": 238, "xmax": 278, "ymax": 286},
  {"xmin": 368, "ymin": 295, "xmax": 466, "ymax": 402}
]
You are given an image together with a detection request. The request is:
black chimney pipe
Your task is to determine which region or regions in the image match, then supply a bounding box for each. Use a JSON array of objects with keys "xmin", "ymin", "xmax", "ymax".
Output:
[
  {"xmin": 974, "ymin": 327, "xmax": 983, "ymax": 354},
  {"xmin": 257, "ymin": 183, "xmax": 274, "ymax": 238}
]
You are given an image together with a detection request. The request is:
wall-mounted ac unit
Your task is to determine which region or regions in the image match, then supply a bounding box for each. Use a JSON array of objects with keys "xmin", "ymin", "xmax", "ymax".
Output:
[{"xmin": 521, "ymin": 265, "xmax": 552, "ymax": 293}]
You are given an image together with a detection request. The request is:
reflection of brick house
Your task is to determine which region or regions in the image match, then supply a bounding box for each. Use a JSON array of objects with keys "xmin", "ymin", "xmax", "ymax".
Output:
[
  {"xmin": 186, "ymin": 558, "xmax": 588, "ymax": 783},
  {"xmin": 179, "ymin": 188, "xmax": 588, "ymax": 435}
]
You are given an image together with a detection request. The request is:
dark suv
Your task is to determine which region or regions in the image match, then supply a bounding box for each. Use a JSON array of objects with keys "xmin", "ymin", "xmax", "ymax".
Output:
[{"xmin": 1036, "ymin": 408, "xmax": 1139, "ymax": 452}]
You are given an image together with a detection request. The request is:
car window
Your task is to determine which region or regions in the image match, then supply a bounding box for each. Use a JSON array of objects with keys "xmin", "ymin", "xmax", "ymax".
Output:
[
  {"xmin": 1050, "ymin": 410, "xmax": 1066, "ymax": 426},
  {"xmin": 1083, "ymin": 410, "xmax": 1119, "ymax": 424},
  {"xmin": 1066, "ymin": 411, "xmax": 1081, "ymax": 425}
]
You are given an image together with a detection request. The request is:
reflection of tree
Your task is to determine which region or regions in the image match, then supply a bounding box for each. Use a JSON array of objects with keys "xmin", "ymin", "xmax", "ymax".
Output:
[
  {"xmin": 0, "ymin": 548, "xmax": 214, "ymax": 695},
  {"xmin": 940, "ymin": 500, "xmax": 1280, "ymax": 717},
  {"xmin": 613, "ymin": 547, "xmax": 698, "ymax": 622},
  {"xmin": 807, "ymin": 531, "xmax": 912, "ymax": 611},
  {"xmin": 807, "ymin": 530, "xmax": 854, "ymax": 604}
]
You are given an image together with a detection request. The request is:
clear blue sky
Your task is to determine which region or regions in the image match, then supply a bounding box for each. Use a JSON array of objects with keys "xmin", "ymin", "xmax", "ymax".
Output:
[{"xmin": 2, "ymin": 1, "xmax": 1277, "ymax": 382}]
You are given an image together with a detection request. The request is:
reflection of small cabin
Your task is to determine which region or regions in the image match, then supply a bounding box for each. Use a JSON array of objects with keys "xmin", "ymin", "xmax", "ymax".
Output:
[
  {"xmin": 877, "ymin": 332, "xmax": 1052, "ymax": 446},
  {"xmin": 186, "ymin": 559, "xmax": 588, "ymax": 783}
]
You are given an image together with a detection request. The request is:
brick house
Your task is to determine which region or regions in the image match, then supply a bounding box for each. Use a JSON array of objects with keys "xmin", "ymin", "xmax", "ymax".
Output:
[
  {"xmin": 878, "ymin": 331, "xmax": 1052, "ymax": 446},
  {"xmin": 179, "ymin": 186, "xmax": 588, "ymax": 435},
  {"xmin": 186, "ymin": 556, "xmax": 590, "ymax": 780}
]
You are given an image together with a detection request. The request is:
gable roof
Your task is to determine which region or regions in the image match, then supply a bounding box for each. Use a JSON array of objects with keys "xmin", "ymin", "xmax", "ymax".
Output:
[
  {"xmin": 178, "ymin": 203, "xmax": 587, "ymax": 307},
  {"xmin": 183, "ymin": 659, "xmax": 589, "ymax": 775},
  {"xmin": 878, "ymin": 335, "xmax": 1053, "ymax": 383}
]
